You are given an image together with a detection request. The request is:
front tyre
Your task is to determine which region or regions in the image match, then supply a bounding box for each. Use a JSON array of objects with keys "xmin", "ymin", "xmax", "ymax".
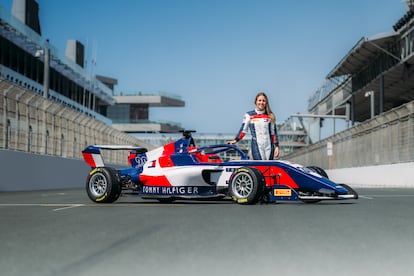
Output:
[
  {"xmin": 229, "ymin": 167, "xmax": 265, "ymax": 205},
  {"xmin": 86, "ymin": 167, "xmax": 122, "ymax": 203}
]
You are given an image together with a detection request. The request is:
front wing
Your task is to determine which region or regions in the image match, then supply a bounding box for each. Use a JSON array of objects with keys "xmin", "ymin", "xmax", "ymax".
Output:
[{"xmin": 270, "ymin": 185, "xmax": 358, "ymax": 201}]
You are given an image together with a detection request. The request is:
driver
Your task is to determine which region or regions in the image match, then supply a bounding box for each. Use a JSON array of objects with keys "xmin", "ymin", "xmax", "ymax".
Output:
[{"xmin": 227, "ymin": 92, "xmax": 279, "ymax": 160}]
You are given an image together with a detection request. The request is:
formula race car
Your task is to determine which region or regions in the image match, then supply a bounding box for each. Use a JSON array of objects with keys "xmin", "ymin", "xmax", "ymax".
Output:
[{"xmin": 82, "ymin": 130, "xmax": 358, "ymax": 205}]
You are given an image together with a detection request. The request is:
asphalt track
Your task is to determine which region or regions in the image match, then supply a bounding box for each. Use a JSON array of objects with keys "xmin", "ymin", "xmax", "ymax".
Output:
[{"xmin": 1, "ymin": 188, "xmax": 414, "ymax": 276}]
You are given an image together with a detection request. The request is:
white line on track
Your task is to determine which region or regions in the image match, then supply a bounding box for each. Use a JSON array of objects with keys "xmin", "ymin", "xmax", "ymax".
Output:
[
  {"xmin": 359, "ymin": 195, "xmax": 374, "ymax": 199},
  {"xmin": 0, "ymin": 203, "xmax": 183, "ymax": 208},
  {"xmin": 0, "ymin": 204, "xmax": 40, "ymax": 206},
  {"xmin": 364, "ymin": 194, "xmax": 414, "ymax": 197},
  {"xmin": 53, "ymin": 204, "xmax": 84, "ymax": 211},
  {"xmin": 358, "ymin": 194, "xmax": 414, "ymax": 200}
]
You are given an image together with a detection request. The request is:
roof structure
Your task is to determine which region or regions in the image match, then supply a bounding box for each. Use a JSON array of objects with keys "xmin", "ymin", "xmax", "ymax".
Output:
[
  {"xmin": 327, "ymin": 32, "xmax": 400, "ymax": 79},
  {"xmin": 0, "ymin": 7, "xmax": 114, "ymax": 105},
  {"xmin": 309, "ymin": 21, "xmax": 414, "ymax": 122}
]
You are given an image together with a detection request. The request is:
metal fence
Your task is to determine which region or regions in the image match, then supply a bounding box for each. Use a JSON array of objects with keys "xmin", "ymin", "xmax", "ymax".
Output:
[
  {"xmin": 0, "ymin": 80, "xmax": 153, "ymax": 165},
  {"xmin": 285, "ymin": 100, "xmax": 414, "ymax": 169}
]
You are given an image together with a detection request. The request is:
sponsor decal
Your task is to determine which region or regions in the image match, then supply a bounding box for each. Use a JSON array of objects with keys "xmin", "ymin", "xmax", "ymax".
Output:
[
  {"xmin": 232, "ymin": 196, "xmax": 248, "ymax": 203},
  {"xmin": 148, "ymin": 160, "xmax": 156, "ymax": 168},
  {"xmin": 141, "ymin": 186, "xmax": 200, "ymax": 195},
  {"xmin": 274, "ymin": 189, "xmax": 292, "ymax": 196},
  {"xmin": 96, "ymin": 192, "xmax": 108, "ymax": 202},
  {"xmin": 178, "ymin": 142, "xmax": 185, "ymax": 153},
  {"xmin": 89, "ymin": 168, "xmax": 101, "ymax": 175},
  {"xmin": 237, "ymin": 198, "xmax": 248, "ymax": 203}
]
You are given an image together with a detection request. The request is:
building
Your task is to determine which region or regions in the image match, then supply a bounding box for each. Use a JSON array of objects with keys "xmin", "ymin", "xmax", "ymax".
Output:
[
  {"xmin": 0, "ymin": 0, "xmax": 114, "ymax": 124},
  {"xmin": 307, "ymin": 0, "xmax": 414, "ymax": 134},
  {"xmin": 284, "ymin": 1, "xmax": 414, "ymax": 172},
  {"xmin": 108, "ymin": 91, "xmax": 185, "ymax": 133},
  {"xmin": 0, "ymin": 0, "xmax": 185, "ymax": 135},
  {"xmin": 95, "ymin": 73, "xmax": 185, "ymax": 133}
]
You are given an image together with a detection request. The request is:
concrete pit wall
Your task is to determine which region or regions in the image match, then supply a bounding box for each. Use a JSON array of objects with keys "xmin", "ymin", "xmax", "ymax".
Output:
[
  {"xmin": 0, "ymin": 80, "xmax": 154, "ymax": 191},
  {"xmin": 285, "ymin": 101, "xmax": 414, "ymax": 187},
  {"xmin": 0, "ymin": 149, "xmax": 90, "ymax": 191}
]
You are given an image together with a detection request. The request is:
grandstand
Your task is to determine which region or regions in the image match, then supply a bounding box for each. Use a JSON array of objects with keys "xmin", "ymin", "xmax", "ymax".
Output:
[
  {"xmin": 307, "ymin": 1, "xmax": 414, "ymax": 124},
  {"xmin": 0, "ymin": 0, "xmax": 186, "ymax": 163}
]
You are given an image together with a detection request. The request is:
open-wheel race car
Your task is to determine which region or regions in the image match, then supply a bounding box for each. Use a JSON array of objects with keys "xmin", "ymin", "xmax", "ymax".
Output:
[{"xmin": 82, "ymin": 130, "xmax": 358, "ymax": 205}]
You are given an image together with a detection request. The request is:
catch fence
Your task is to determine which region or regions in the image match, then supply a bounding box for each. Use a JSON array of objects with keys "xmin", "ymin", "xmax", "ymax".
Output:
[{"xmin": 0, "ymin": 80, "xmax": 152, "ymax": 165}]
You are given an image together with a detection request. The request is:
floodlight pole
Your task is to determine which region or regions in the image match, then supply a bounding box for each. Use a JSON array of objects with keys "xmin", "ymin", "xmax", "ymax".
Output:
[
  {"xmin": 370, "ymin": 92, "xmax": 374, "ymax": 118},
  {"xmin": 41, "ymin": 39, "xmax": 51, "ymax": 99},
  {"xmin": 43, "ymin": 47, "xmax": 50, "ymax": 99},
  {"xmin": 365, "ymin": 91, "xmax": 375, "ymax": 119}
]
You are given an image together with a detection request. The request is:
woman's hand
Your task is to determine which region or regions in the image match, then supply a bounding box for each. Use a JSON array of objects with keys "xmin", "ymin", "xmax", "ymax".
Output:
[{"xmin": 274, "ymin": 146, "xmax": 279, "ymax": 158}]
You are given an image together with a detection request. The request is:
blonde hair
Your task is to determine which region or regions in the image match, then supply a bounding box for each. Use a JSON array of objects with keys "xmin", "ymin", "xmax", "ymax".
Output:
[{"xmin": 255, "ymin": 92, "xmax": 275, "ymax": 122}]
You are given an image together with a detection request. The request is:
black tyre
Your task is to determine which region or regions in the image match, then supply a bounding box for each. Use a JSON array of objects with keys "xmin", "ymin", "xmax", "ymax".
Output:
[
  {"xmin": 307, "ymin": 166, "xmax": 329, "ymax": 179},
  {"xmin": 86, "ymin": 167, "xmax": 122, "ymax": 203},
  {"xmin": 340, "ymin": 183, "xmax": 359, "ymax": 199},
  {"xmin": 229, "ymin": 167, "xmax": 265, "ymax": 205}
]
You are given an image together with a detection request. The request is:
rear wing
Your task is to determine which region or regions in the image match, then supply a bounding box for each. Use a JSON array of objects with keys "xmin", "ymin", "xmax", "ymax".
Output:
[{"xmin": 82, "ymin": 145, "xmax": 148, "ymax": 168}]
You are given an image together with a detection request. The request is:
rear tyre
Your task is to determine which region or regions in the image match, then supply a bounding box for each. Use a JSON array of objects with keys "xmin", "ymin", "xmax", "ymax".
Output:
[
  {"xmin": 86, "ymin": 167, "xmax": 122, "ymax": 203},
  {"xmin": 307, "ymin": 166, "xmax": 329, "ymax": 179},
  {"xmin": 340, "ymin": 183, "xmax": 359, "ymax": 199},
  {"xmin": 229, "ymin": 167, "xmax": 265, "ymax": 205}
]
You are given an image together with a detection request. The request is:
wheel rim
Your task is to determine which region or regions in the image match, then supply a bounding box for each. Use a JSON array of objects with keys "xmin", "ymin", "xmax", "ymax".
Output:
[
  {"xmin": 89, "ymin": 172, "xmax": 108, "ymax": 197},
  {"xmin": 232, "ymin": 172, "xmax": 254, "ymax": 198}
]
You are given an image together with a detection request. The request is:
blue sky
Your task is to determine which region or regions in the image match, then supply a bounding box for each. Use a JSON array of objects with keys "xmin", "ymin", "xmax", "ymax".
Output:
[{"xmin": 0, "ymin": 0, "xmax": 407, "ymax": 133}]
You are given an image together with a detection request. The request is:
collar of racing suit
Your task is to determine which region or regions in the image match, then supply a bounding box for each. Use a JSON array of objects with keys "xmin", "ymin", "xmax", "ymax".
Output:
[{"xmin": 255, "ymin": 108, "xmax": 266, "ymax": 114}]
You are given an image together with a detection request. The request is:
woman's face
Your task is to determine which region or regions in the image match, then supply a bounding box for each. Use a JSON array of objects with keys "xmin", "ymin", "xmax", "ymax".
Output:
[{"xmin": 255, "ymin": 95, "xmax": 267, "ymax": 111}]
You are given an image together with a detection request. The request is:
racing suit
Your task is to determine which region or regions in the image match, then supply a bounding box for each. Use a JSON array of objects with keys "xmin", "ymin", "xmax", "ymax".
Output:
[{"xmin": 234, "ymin": 109, "xmax": 279, "ymax": 160}]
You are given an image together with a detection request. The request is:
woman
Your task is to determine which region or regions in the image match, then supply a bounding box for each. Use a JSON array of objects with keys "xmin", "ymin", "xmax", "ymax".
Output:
[{"xmin": 228, "ymin": 92, "xmax": 279, "ymax": 160}]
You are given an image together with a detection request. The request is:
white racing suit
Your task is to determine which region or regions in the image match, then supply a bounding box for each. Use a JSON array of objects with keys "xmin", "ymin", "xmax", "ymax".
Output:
[{"xmin": 234, "ymin": 109, "xmax": 279, "ymax": 160}]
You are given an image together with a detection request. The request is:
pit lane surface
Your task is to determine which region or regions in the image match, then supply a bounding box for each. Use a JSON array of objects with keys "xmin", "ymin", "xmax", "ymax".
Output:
[{"xmin": 1, "ymin": 188, "xmax": 414, "ymax": 276}]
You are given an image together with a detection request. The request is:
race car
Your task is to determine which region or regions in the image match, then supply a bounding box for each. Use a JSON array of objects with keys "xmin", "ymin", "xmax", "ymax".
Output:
[{"xmin": 81, "ymin": 130, "xmax": 358, "ymax": 204}]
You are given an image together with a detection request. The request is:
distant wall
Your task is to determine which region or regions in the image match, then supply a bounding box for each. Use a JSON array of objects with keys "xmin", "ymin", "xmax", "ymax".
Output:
[
  {"xmin": 0, "ymin": 149, "xmax": 89, "ymax": 191},
  {"xmin": 0, "ymin": 77, "xmax": 156, "ymax": 192},
  {"xmin": 285, "ymin": 101, "xmax": 414, "ymax": 188},
  {"xmin": 327, "ymin": 162, "xmax": 414, "ymax": 188},
  {"xmin": 285, "ymin": 101, "xmax": 414, "ymax": 170}
]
